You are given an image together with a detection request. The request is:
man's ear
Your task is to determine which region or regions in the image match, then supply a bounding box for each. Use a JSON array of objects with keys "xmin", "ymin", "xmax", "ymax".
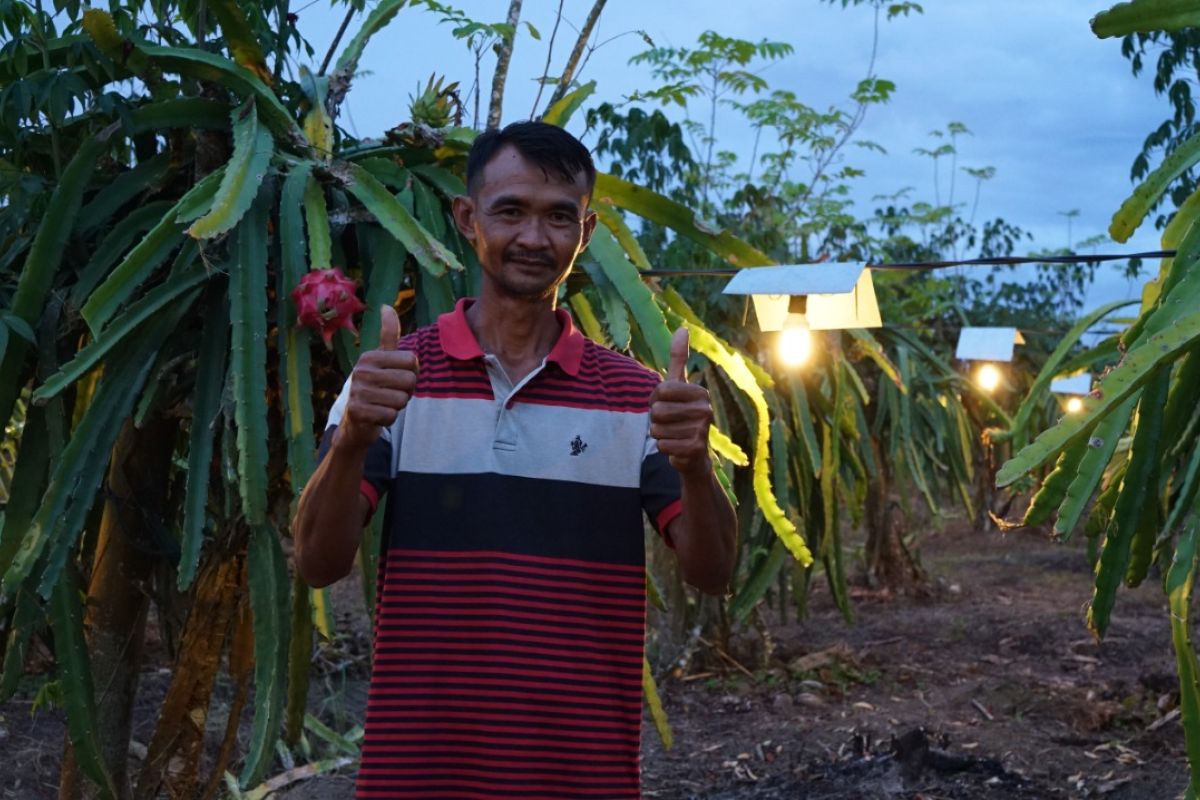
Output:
[
  {"xmin": 579, "ymin": 208, "xmax": 598, "ymax": 251},
  {"xmin": 451, "ymin": 195, "xmax": 476, "ymax": 242}
]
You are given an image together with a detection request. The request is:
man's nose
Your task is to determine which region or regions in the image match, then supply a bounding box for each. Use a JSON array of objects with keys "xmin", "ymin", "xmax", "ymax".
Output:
[{"xmin": 514, "ymin": 215, "xmax": 550, "ymax": 249}]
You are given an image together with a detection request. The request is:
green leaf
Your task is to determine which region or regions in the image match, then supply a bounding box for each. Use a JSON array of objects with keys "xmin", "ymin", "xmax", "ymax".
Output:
[
  {"xmin": 239, "ymin": 524, "xmax": 291, "ymax": 786},
  {"xmin": 303, "ymin": 175, "xmax": 331, "ymax": 268},
  {"xmin": 207, "ymin": 0, "xmax": 271, "ymax": 80},
  {"xmin": 1166, "ymin": 503, "xmax": 1200, "ymax": 798},
  {"xmin": 643, "ymin": 657, "xmax": 673, "ymax": 750},
  {"xmin": 1091, "ymin": 0, "xmax": 1200, "ymax": 38},
  {"xmin": 333, "ymin": 0, "xmax": 410, "ymax": 78},
  {"xmin": 334, "ymin": 160, "xmax": 463, "ymax": 277},
  {"xmin": 541, "ymin": 80, "xmax": 595, "ymax": 127},
  {"xmin": 140, "ymin": 44, "xmax": 302, "ymax": 143},
  {"xmin": 126, "ymin": 98, "xmax": 231, "ymax": 136},
  {"xmin": 34, "ymin": 266, "xmax": 209, "ymax": 403},
  {"xmin": 409, "ymin": 163, "xmax": 467, "ymax": 199},
  {"xmin": 1088, "ymin": 368, "xmax": 1170, "ymax": 636},
  {"xmin": 71, "ymin": 200, "xmax": 175, "ymax": 307},
  {"xmin": 178, "ymin": 291, "xmax": 229, "ymax": 590},
  {"xmin": 1054, "ymin": 395, "xmax": 1137, "ymax": 538},
  {"xmin": 229, "ymin": 188, "xmax": 271, "ymax": 525},
  {"xmin": 1007, "ymin": 299, "xmax": 1137, "ymax": 447},
  {"xmin": 187, "ymin": 100, "xmax": 274, "ymax": 239},
  {"xmin": 594, "ymin": 172, "xmax": 772, "ymax": 267},
  {"xmin": 661, "ymin": 290, "xmax": 811, "ymax": 566},
  {"xmin": 76, "ymin": 152, "xmax": 172, "ymax": 236},
  {"xmin": 586, "ymin": 225, "xmax": 671, "ymax": 369},
  {"xmin": 1109, "ymin": 125, "xmax": 1200, "ymax": 242},
  {"xmin": 50, "ymin": 568, "xmax": 117, "ymax": 799},
  {"xmin": 279, "ymin": 165, "xmax": 319, "ymax": 497},
  {"xmin": 996, "ymin": 309, "xmax": 1200, "ymax": 487},
  {"xmin": 0, "ymin": 124, "xmax": 112, "ymax": 431},
  {"xmin": 81, "ymin": 166, "xmax": 225, "ymax": 333}
]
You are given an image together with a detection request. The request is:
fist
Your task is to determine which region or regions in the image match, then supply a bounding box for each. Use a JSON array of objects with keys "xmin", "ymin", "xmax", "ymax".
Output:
[
  {"xmin": 650, "ymin": 327, "xmax": 713, "ymax": 478},
  {"xmin": 339, "ymin": 305, "xmax": 418, "ymax": 451}
]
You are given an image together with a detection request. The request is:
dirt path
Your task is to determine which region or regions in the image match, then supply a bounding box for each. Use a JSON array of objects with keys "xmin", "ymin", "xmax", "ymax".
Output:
[{"xmin": 1, "ymin": 522, "xmax": 1188, "ymax": 799}]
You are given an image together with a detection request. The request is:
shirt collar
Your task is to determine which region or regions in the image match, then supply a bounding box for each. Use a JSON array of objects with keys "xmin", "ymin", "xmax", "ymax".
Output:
[{"xmin": 437, "ymin": 297, "xmax": 585, "ymax": 376}]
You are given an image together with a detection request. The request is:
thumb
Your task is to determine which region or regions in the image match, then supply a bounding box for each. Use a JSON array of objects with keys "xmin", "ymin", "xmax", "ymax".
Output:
[
  {"xmin": 379, "ymin": 304, "xmax": 400, "ymax": 350},
  {"xmin": 667, "ymin": 326, "xmax": 689, "ymax": 383}
]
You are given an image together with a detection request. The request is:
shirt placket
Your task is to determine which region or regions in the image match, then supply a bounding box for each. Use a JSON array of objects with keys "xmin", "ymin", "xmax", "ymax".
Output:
[{"xmin": 483, "ymin": 355, "xmax": 546, "ymax": 453}]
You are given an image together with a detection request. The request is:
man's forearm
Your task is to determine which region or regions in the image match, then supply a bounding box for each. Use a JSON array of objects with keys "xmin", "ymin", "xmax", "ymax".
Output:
[
  {"xmin": 670, "ymin": 465, "xmax": 737, "ymax": 595},
  {"xmin": 293, "ymin": 432, "xmax": 372, "ymax": 588}
]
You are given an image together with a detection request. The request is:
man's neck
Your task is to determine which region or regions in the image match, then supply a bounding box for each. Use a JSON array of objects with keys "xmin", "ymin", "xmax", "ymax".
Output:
[{"xmin": 465, "ymin": 288, "xmax": 561, "ymax": 384}]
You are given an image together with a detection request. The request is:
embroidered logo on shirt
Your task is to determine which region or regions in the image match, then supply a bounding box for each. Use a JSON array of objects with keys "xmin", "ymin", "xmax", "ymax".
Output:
[{"xmin": 570, "ymin": 435, "xmax": 588, "ymax": 456}]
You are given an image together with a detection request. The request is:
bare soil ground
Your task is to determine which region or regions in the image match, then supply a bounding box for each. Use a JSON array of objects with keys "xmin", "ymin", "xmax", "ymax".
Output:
[{"xmin": 0, "ymin": 521, "xmax": 1189, "ymax": 799}]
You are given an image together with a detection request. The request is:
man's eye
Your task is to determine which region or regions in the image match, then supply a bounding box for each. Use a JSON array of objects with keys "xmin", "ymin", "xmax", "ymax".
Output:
[{"xmin": 550, "ymin": 213, "xmax": 576, "ymax": 225}]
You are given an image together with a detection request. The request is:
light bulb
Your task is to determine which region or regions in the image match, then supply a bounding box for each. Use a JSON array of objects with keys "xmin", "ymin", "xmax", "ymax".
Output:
[
  {"xmin": 976, "ymin": 363, "xmax": 1001, "ymax": 393},
  {"xmin": 778, "ymin": 325, "xmax": 812, "ymax": 367},
  {"xmin": 1065, "ymin": 396, "xmax": 1084, "ymax": 414}
]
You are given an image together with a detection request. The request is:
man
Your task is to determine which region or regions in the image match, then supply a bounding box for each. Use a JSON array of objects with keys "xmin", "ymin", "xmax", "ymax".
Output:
[{"xmin": 293, "ymin": 120, "xmax": 737, "ymax": 799}]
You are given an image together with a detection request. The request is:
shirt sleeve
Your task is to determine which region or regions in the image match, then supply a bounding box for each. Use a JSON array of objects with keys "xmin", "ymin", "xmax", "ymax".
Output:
[
  {"xmin": 317, "ymin": 376, "xmax": 395, "ymax": 520},
  {"xmin": 640, "ymin": 433, "xmax": 683, "ymax": 546}
]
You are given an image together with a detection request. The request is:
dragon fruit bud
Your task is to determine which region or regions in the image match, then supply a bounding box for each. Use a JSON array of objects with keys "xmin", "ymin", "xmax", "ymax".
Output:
[{"xmin": 291, "ymin": 267, "xmax": 367, "ymax": 347}]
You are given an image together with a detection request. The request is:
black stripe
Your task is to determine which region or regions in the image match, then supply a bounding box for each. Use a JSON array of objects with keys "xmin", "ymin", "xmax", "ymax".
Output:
[{"xmin": 384, "ymin": 472, "xmax": 645, "ymax": 565}]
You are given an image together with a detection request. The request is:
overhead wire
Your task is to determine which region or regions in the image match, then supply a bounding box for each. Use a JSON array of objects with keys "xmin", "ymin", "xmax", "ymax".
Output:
[{"xmin": 637, "ymin": 250, "xmax": 1172, "ymax": 278}]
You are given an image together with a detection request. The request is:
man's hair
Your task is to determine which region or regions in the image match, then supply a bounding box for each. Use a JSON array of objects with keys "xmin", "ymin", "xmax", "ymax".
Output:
[{"xmin": 466, "ymin": 121, "xmax": 596, "ymax": 196}]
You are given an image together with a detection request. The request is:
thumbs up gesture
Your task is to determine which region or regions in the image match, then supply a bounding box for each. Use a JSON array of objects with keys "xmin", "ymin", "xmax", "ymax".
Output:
[
  {"xmin": 338, "ymin": 305, "xmax": 420, "ymax": 452},
  {"xmin": 649, "ymin": 327, "xmax": 714, "ymax": 478}
]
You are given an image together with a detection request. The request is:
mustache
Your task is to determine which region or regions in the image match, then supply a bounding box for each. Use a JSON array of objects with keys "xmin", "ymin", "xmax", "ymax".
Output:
[{"xmin": 505, "ymin": 249, "xmax": 555, "ymax": 266}]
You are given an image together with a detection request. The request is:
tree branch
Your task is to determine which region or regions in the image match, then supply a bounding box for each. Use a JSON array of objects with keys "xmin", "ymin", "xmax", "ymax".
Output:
[
  {"xmin": 319, "ymin": 5, "xmax": 356, "ymax": 77},
  {"xmin": 544, "ymin": 0, "xmax": 607, "ymax": 111},
  {"xmin": 531, "ymin": 0, "xmax": 566, "ymax": 118},
  {"xmin": 487, "ymin": 0, "xmax": 523, "ymax": 129}
]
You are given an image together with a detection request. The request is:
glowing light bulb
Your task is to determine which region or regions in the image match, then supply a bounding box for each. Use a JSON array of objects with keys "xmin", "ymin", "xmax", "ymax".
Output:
[
  {"xmin": 1065, "ymin": 396, "xmax": 1084, "ymax": 414},
  {"xmin": 976, "ymin": 363, "xmax": 1002, "ymax": 393},
  {"xmin": 778, "ymin": 324, "xmax": 813, "ymax": 367}
]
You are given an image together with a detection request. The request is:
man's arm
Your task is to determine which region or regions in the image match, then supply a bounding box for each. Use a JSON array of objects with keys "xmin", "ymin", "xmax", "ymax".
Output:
[
  {"xmin": 293, "ymin": 306, "xmax": 417, "ymax": 588},
  {"xmin": 293, "ymin": 432, "xmax": 375, "ymax": 587},
  {"xmin": 649, "ymin": 328, "xmax": 738, "ymax": 595}
]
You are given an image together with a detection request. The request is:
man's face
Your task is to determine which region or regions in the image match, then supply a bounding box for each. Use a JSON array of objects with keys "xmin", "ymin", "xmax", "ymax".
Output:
[{"xmin": 453, "ymin": 145, "xmax": 597, "ymax": 302}]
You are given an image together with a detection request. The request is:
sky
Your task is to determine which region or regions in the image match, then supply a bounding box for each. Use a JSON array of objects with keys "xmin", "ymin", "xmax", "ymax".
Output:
[{"xmin": 296, "ymin": 0, "xmax": 1172, "ymax": 315}]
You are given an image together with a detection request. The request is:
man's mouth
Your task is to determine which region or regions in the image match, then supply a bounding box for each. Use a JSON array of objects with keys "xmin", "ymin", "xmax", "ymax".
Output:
[{"xmin": 506, "ymin": 251, "xmax": 555, "ymax": 268}]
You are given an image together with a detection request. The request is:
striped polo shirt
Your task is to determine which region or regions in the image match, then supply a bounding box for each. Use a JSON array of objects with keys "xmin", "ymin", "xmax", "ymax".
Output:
[{"xmin": 320, "ymin": 298, "xmax": 682, "ymax": 799}]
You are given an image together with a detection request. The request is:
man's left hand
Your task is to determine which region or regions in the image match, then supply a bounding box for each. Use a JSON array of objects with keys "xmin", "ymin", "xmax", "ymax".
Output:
[{"xmin": 650, "ymin": 327, "xmax": 713, "ymax": 478}]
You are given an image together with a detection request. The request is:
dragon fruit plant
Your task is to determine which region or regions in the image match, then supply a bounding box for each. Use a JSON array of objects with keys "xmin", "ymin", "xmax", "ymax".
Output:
[{"xmin": 290, "ymin": 267, "xmax": 367, "ymax": 347}]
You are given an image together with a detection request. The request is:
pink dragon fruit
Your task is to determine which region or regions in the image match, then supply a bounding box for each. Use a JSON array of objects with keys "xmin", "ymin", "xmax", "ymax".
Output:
[{"xmin": 291, "ymin": 267, "xmax": 367, "ymax": 347}]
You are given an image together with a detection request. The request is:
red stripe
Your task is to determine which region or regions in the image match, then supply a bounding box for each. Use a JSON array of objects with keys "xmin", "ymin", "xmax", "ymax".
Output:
[
  {"xmin": 379, "ymin": 609, "xmax": 648, "ymax": 642},
  {"xmin": 359, "ymin": 480, "xmax": 380, "ymax": 516},
  {"xmin": 362, "ymin": 733, "xmax": 639, "ymax": 755},
  {"xmin": 372, "ymin": 652, "xmax": 640, "ymax": 678},
  {"xmin": 369, "ymin": 674, "xmax": 642, "ymax": 700},
  {"xmin": 374, "ymin": 638, "xmax": 641, "ymax": 666},
  {"xmin": 389, "ymin": 548, "xmax": 644, "ymax": 577},
  {"xmin": 379, "ymin": 592, "xmax": 645, "ymax": 621},
  {"xmin": 362, "ymin": 686, "xmax": 642, "ymax": 711},
  {"xmin": 368, "ymin": 696, "xmax": 637, "ymax": 718},
  {"xmin": 358, "ymin": 792, "xmax": 633, "ymax": 800},
  {"xmin": 360, "ymin": 724, "xmax": 638, "ymax": 748},
  {"xmin": 374, "ymin": 627, "xmax": 644, "ymax": 655},
  {"xmin": 362, "ymin": 754, "xmax": 632, "ymax": 770},
  {"xmin": 367, "ymin": 660, "xmax": 635, "ymax": 686},
  {"xmin": 376, "ymin": 605, "xmax": 643, "ymax": 634},
  {"xmin": 380, "ymin": 581, "xmax": 645, "ymax": 610},
  {"xmin": 364, "ymin": 708, "xmax": 638, "ymax": 731},
  {"xmin": 384, "ymin": 570, "xmax": 643, "ymax": 599},
  {"xmin": 360, "ymin": 764, "xmax": 634, "ymax": 779},
  {"xmin": 656, "ymin": 498, "xmax": 683, "ymax": 541},
  {"xmin": 357, "ymin": 778, "xmax": 635, "ymax": 796}
]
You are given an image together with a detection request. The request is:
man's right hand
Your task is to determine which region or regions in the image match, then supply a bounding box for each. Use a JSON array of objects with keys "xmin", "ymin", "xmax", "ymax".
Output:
[{"xmin": 336, "ymin": 304, "xmax": 418, "ymax": 452}]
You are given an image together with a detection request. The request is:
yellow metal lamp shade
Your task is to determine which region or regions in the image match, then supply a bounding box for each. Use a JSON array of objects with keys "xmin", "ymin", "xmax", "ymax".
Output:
[{"xmin": 726, "ymin": 263, "xmax": 883, "ymax": 333}]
